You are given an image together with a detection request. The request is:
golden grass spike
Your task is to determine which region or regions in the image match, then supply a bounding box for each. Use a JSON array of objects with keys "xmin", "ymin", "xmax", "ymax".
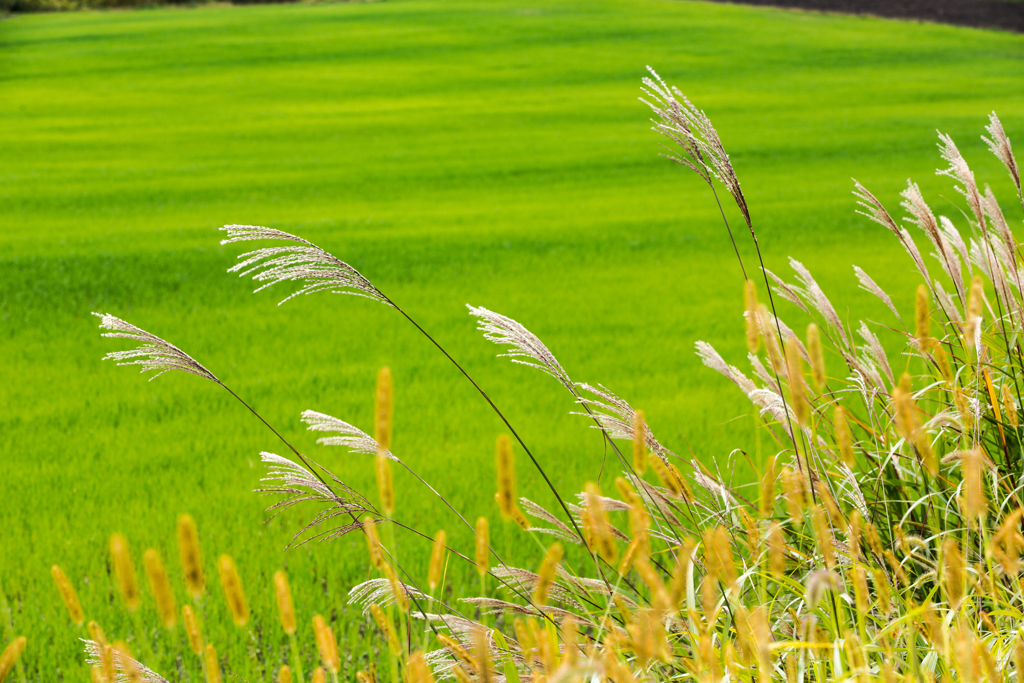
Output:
[
  {"xmin": 767, "ymin": 523, "xmax": 785, "ymax": 577},
  {"xmin": 703, "ymin": 526, "xmax": 737, "ymax": 592},
  {"xmin": 375, "ymin": 366, "xmax": 393, "ymax": 452},
  {"xmin": 649, "ymin": 456, "xmax": 682, "ymax": 497},
  {"xmin": 513, "ymin": 618, "xmax": 534, "ymax": 666},
  {"xmin": 177, "ymin": 514, "xmax": 205, "ymax": 598},
  {"xmin": 509, "ymin": 503, "xmax": 530, "ymax": 530},
  {"xmin": 533, "ymin": 542, "xmax": 563, "ymax": 605},
  {"xmin": 381, "ymin": 560, "xmax": 409, "ymax": 613},
  {"xmin": 872, "ymin": 568, "xmax": 892, "ymax": 615},
  {"xmin": 475, "ymin": 517, "xmax": 489, "ymax": 577},
  {"xmin": 962, "ymin": 446, "xmax": 987, "ymax": 524},
  {"xmin": 954, "ymin": 385, "xmax": 974, "ymax": 434},
  {"xmin": 216, "ymin": 555, "xmax": 248, "ymax": 627},
  {"xmin": 428, "ymin": 529, "xmax": 447, "ymax": 591},
  {"xmin": 313, "ymin": 668, "xmax": 328, "ymax": 683},
  {"xmin": 109, "ymin": 533, "xmax": 140, "ymax": 612},
  {"xmin": 784, "ymin": 337, "xmax": 807, "ymax": 426},
  {"xmin": 376, "ymin": 451, "xmax": 394, "ymax": 517},
  {"xmin": 635, "ymin": 556, "xmax": 671, "ymax": 610},
  {"xmin": 370, "ymin": 604, "xmax": 401, "ymax": 656},
  {"xmin": 915, "ymin": 284, "xmax": 931, "ymax": 347},
  {"xmin": 668, "ymin": 537, "xmax": 696, "ymax": 606},
  {"xmin": 438, "ymin": 633, "xmax": 476, "ymax": 668},
  {"xmin": 745, "ymin": 280, "xmax": 759, "ymax": 353},
  {"xmin": 758, "ymin": 455, "xmax": 777, "ymax": 519},
  {"xmin": 182, "ymin": 605, "xmax": 203, "ymax": 655},
  {"xmin": 932, "ymin": 341, "xmax": 953, "ymax": 383},
  {"xmin": 204, "ymin": 643, "xmax": 222, "ymax": 683},
  {"xmin": 560, "ymin": 617, "xmax": 578, "ymax": 666},
  {"xmin": 278, "ymin": 666, "xmax": 292, "ymax": 683},
  {"xmin": 757, "ymin": 304, "xmax": 785, "ymax": 377},
  {"xmin": 942, "ymin": 540, "xmax": 964, "ymax": 610},
  {"xmin": 406, "ymin": 652, "xmax": 436, "ymax": 683},
  {"xmin": 90, "ymin": 666, "xmax": 105, "ymax": 683},
  {"xmin": 0, "ymin": 637, "xmax": 26, "ymax": 683},
  {"xmin": 274, "ymin": 570, "xmax": 296, "ymax": 635},
  {"xmin": 806, "ymin": 323, "xmax": 825, "ymax": 389},
  {"xmin": 632, "ymin": 410, "xmax": 648, "ymax": 473},
  {"xmin": 362, "ymin": 516, "xmax": 385, "ymax": 569},
  {"xmin": 100, "ymin": 644, "xmax": 116, "ymax": 683},
  {"xmin": 312, "ymin": 615, "xmax": 340, "ymax": 673},
  {"xmin": 813, "ymin": 481, "xmax": 848, "ymax": 533},
  {"xmin": 781, "ymin": 467, "xmax": 806, "ymax": 525},
  {"xmin": 892, "ymin": 373, "xmax": 916, "ymax": 441},
  {"xmin": 851, "ymin": 566, "xmax": 869, "ymax": 615},
  {"xmin": 584, "ymin": 482, "xmax": 618, "ymax": 564},
  {"xmin": 1015, "ymin": 639, "xmax": 1024, "ymax": 682},
  {"xmin": 810, "ymin": 506, "xmax": 836, "ymax": 569},
  {"xmin": 51, "ymin": 565, "xmax": 84, "ymax": 626},
  {"xmin": 472, "ymin": 627, "xmax": 494, "ymax": 683},
  {"xmin": 834, "ymin": 406, "xmax": 855, "ymax": 469},
  {"xmin": 143, "ymin": 548, "xmax": 177, "ymax": 629},
  {"xmin": 451, "ymin": 666, "xmax": 473, "ymax": 683},
  {"xmin": 984, "ymin": 368, "xmax": 1007, "ymax": 448},
  {"xmin": 87, "ymin": 621, "xmax": 106, "ymax": 648},
  {"xmin": 1003, "ymin": 383, "xmax": 1019, "ymax": 428},
  {"xmin": 495, "ymin": 434, "xmax": 516, "ymax": 519}
]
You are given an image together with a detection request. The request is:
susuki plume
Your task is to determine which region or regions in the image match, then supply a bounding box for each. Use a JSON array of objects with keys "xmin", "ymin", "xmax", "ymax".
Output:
[
  {"xmin": 984, "ymin": 112, "xmax": 1020, "ymax": 194},
  {"xmin": 302, "ymin": 410, "xmax": 397, "ymax": 462},
  {"xmin": 83, "ymin": 640, "xmax": 168, "ymax": 683},
  {"xmin": 467, "ymin": 305, "xmax": 573, "ymax": 391},
  {"xmin": 94, "ymin": 314, "xmax": 218, "ymax": 383}
]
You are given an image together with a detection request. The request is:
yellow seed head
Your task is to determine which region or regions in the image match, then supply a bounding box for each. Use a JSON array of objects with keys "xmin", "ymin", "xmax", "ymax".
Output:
[
  {"xmin": 143, "ymin": 548, "xmax": 177, "ymax": 629},
  {"xmin": 313, "ymin": 668, "xmax": 327, "ymax": 683},
  {"xmin": 915, "ymin": 284, "xmax": 931, "ymax": 347},
  {"xmin": 177, "ymin": 514, "xmax": 204, "ymax": 598},
  {"xmin": 216, "ymin": 555, "xmax": 248, "ymax": 627},
  {"xmin": 374, "ymin": 366, "xmax": 393, "ymax": 453},
  {"xmin": 759, "ymin": 455, "xmax": 777, "ymax": 518},
  {"xmin": 943, "ymin": 538, "xmax": 964, "ymax": 609},
  {"xmin": 1015, "ymin": 640, "xmax": 1024, "ymax": 682},
  {"xmin": 362, "ymin": 516, "xmax": 385, "ymax": 569},
  {"xmin": 109, "ymin": 533, "xmax": 140, "ymax": 612},
  {"xmin": 533, "ymin": 542, "xmax": 563, "ymax": 605},
  {"xmin": 584, "ymin": 482, "xmax": 618, "ymax": 564},
  {"xmin": 668, "ymin": 537, "xmax": 696, "ymax": 607},
  {"xmin": 758, "ymin": 305, "xmax": 784, "ymax": 376},
  {"xmin": 114, "ymin": 642, "xmax": 143, "ymax": 683},
  {"xmin": 632, "ymin": 410, "xmax": 648, "ymax": 473},
  {"xmin": 273, "ymin": 570, "xmax": 296, "ymax": 635},
  {"xmin": 955, "ymin": 386, "xmax": 974, "ymax": 432},
  {"xmin": 376, "ymin": 451, "xmax": 394, "ymax": 517},
  {"xmin": 785, "ymin": 338, "xmax": 808, "ymax": 426},
  {"xmin": 182, "ymin": 605, "xmax": 203, "ymax": 655},
  {"xmin": 0, "ymin": 637, "xmax": 26, "ymax": 682},
  {"xmin": 473, "ymin": 627, "xmax": 494, "ymax": 683},
  {"xmin": 872, "ymin": 568, "xmax": 891, "ymax": 615},
  {"xmin": 834, "ymin": 406, "xmax": 855, "ymax": 469},
  {"xmin": 87, "ymin": 621, "xmax": 106, "ymax": 648},
  {"xmin": 370, "ymin": 603, "xmax": 401, "ymax": 656},
  {"xmin": 204, "ymin": 643, "xmax": 221, "ymax": 683},
  {"xmin": 968, "ymin": 275, "xmax": 984, "ymax": 319},
  {"xmin": 806, "ymin": 323, "xmax": 825, "ymax": 389},
  {"xmin": 962, "ymin": 446, "xmax": 987, "ymax": 524},
  {"xmin": 381, "ymin": 560, "xmax": 409, "ymax": 612},
  {"xmin": 509, "ymin": 503, "xmax": 530, "ymax": 530},
  {"xmin": 892, "ymin": 374, "xmax": 916, "ymax": 441},
  {"xmin": 406, "ymin": 651, "xmax": 436, "ymax": 683},
  {"xmin": 560, "ymin": 616, "xmax": 578, "ymax": 666},
  {"xmin": 635, "ymin": 556, "xmax": 671, "ymax": 611},
  {"xmin": 91, "ymin": 666, "xmax": 105, "ymax": 683},
  {"xmin": 312, "ymin": 615, "xmax": 340, "ymax": 673},
  {"xmin": 475, "ymin": 517, "xmax": 489, "ymax": 577},
  {"xmin": 649, "ymin": 456, "xmax": 682, "ymax": 497},
  {"xmin": 100, "ymin": 643, "xmax": 116, "ymax": 683},
  {"xmin": 851, "ymin": 566, "xmax": 868, "ymax": 615},
  {"xmin": 703, "ymin": 526, "xmax": 737, "ymax": 592},
  {"xmin": 428, "ymin": 530, "xmax": 447, "ymax": 591},
  {"xmin": 768, "ymin": 523, "xmax": 785, "ymax": 577},
  {"xmin": 781, "ymin": 467, "xmax": 806, "ymax": 525},
  {"xmin": 278, "ymin": 666, "xmax": 292, "ymax": 683},
  {"xmin": 1003, "ymin": 384, "xmax": 1019, "ymax": 428},
  {"xmin": 495, "ymin": 434, "xmax": 516, "ymax": 519},
  {"xmin": 744, "ymin": 280, "xmax": 760, "ymax": 353},
  {"xmin": 51, "ymin": 565, "xmax": 84, "ymax": 626},
  {"xmin": 933, "ymin": 342, "xmax": 953, "ymax": 383},
  {"xmin": 438, "ymin": 633, "xmax": 477, "ymax": 668},
  {"xmin": 810, "ymin": 505, "xmax": 836, "ymax": 569}
]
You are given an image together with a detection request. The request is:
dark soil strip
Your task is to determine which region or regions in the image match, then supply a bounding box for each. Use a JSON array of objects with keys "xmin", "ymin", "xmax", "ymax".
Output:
[{"xmin": 703, "ymin": 0, "xmax": 1024, "ymax": 32}]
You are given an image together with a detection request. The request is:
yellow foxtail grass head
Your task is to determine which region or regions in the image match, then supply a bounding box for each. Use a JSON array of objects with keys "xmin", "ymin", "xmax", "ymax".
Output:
[
  {"xmin": 428, "ymin": 529, "xmax": 447, "ymax": 592},
  {"xmin": 848, "ymin": 510, "xmax": 862, "ymax": 561},
  {"xmin": 668, "ymin": 462, "xmax": 694, "ymax": 503},
  {"xmin": 584, "ymin": 481, "xmax": 618, "ymax": 564},
  {"xmin": 668, "ymin": 537, "xmax": 696, "ymax": 607},
  {"xmin": 216, "ymin": 555, "xmax": 248, "ymax": 627},
  {"xmin": 1003, "ymin": 383, "xmax": 1019, "ymax": 428},
  {"xmin": 113, "ymin": 642, "xmax": 142, "ymax": 683},
  {"xmin": 472, "ymin": 627, "xmax": 494, "ymax": 683},
  {"xmin": 814, "ymin": 481, "xmax": 848, "ymax": 533},
  {"xmin": 991, "ymin": 507, "xmax": 1024, "ymax": 574},
  {"xmin": 560, "ymin": 616, "xmax": 578, "ymax": 666},
  {"xmin": 313, "ymin": 668, "xmax": 327, "ymax": 683},
  {"xmin": 1015, "ymin": 640, "xmax": 1024, "ymax": 682},
  {"xmin": 278, "ymin": 666, "xmax": 291, "ymax": 683},
  {"xmin": 806, "ymin": 323, "xmax": 825, "ymax": 390},
  {"xmin": 961, "ymin": 445, "xmax": 987, "ymax": 524},
  {"xmin": 872, "ymin": 568, "xmax": 892, "ymax": 615},
  {"xmin": 369, "ymin": 603, "xmax": 401, "ymax": 656},
  {"xmin": 87, "ymin": 621, "xmax": 106, "ymax": 648},
  {"xmin": 381, "ymin": 560, "xmax": 409, "ymax": 612},
  {"xmin": 635, "ymin": 556, "xmax": 671, "ymax": 611},
  {"xmin": 100, "ymin": 643, "xmax": 116, "ymax": 683},
  {"xmin": 649, "ymin": 456, "xmax": 682, "ymax": 497},
  {"xmin": 632, "ymin": 409, "xmax": 648, "ymax": 473},
  {"xmin": 406, "ymin": 652, "xmax": 436, "ymax": 683},
  {"xmin": 509, "ymin": 503, "xmax": 530, "ymax": 530},
  {"xmin": 374, "ymin": 366, "xmax": 393, "ymax": 452},
  {"xmin": 757, "ymin": 304, "xmax": 784, "ymax": 376},
  {"xmin": 759, "ymin": 455, "xmax": 777, "ymax": 518},
  {"xmin": 932, "ymin": 341, "xmax": 953, "ymax": 383},
  {"xmin": 475, "ymin": 516, "xmax": 489, "ymax": 577},
  {"xmin": 273, "ymin": 570, "xmax": 296, "ymax": 635},
  {"xmin": 204, "ymin": 643, "xmax": 221, "ymax": 683},
  {"xmin": 51, "ymin": 565, "xmax": 84, "ymax": 626},
  {"xmin": 494, "ymin": 434, "xmax": 516, "ymax": 519},
  {"xmin": 438, "ymin": 633, "xmax": 476, "ymax": 669},
  {"xmin": 143, "ymin": 548, "xmax": 177, "ymax": 629},
  {"xmin": 915, "ymin": 284, "xmax": 931, "ymax": 348},
  {"xmin": 90, "ymin": 666, "xmax": 105, "ymax": 683},
  {"xmin": 312, "ymin": 615, "xmax": 340, "ymax": 674},
  {"xmin": 781, "ymin": 467, "xmax": 806, "ymax": 525},
  {"xmin": 767, "ymin": 523, "xmax": 785, "ymax": 577},
  {"xmin": 513, "ymin": 618, "xmax": 534, "ymax": 666},
  {"xmin": 810, "ymin": 505, "xmax": 836, "ymax": 569},
  {"xmin": 177, "ymin": 514, "xmax": 204, "ymax": 598},
  {"xmin": 376, "ymin": 451, "xmax": 394, "ymax": 517},
  {"xmin": 737, "ymin": 507, "xmax": 760, "ymax": 557},
  {"xmin": 943, "ymin": 538, "xmax": 964, "ymax": 610},
  {"xmin": 182, "ymin": 605, "xmax": 203, "ymax": 655},
  {"xmin": 630, "ymin": 608, "xmax": 672, "ymax": 666},
  {"xmin": 362, "ymin": 516, "xmax": 385, "ymax": 569},
  {"xmin": 532, "ymin": 542, "xmax": 563, "ymax": 605},
  {"xmin": 954, "ymin": 385, "xmax": 975, "ymax": 433},
  {"xmin": 834, "ymin": 406, "xmax": 855, "ymax": 469},
  {"xmin": 0, "ymin": 637, "xmax": 26, "ymax": 683},
  {"xmin": 450, "ymin": 666, "xmax": 473, "ymax": 683},
  {"xmin": 744, "ymin": 280, "xmax": 759, "ymax": 353},
  {"xmin": 109, "ymin": 533, "xmax": 140, "ymax": 612},
  {"xmin": 703, "ymin": 526, "xmax": 737, "ymax": 593},
  {"xmin": 892, "ymin": 373, "xmax": 916, "ymax": 440},
  {"xmin": 851, "ymin": 565, "xmax": 869, "ymax": 615}
]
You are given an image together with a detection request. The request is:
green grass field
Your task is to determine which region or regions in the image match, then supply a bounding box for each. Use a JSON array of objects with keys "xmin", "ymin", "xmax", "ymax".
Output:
[{"xmin": 2, "ymin": 0, "xmax": 1023, "ymax": 677}]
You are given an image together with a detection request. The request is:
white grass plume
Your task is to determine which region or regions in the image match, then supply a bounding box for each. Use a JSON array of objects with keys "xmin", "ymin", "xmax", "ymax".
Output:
[
  {"xmin": 301, "ymin": 410, "xmax": 398, "ymax": 462},
  {"xmin": 94, "ymin": 313, "xmax": 219, "ymax": 383},
  {"xmin": 83, "ymin": 639, "xmax": 168, "ymax": 683},
  {"xmin": 853, "ymin": 266, "xmax": 902, "ymax": 322},
  {"xmin": 984, "ymin": 112, "xmax": 1020, "ymax": 195},
  {"xmin": 467, "ymin": 304, "xmax": 573, "ymax": 391},
  {"xmin": 221, "ymin": 225, "xmax": 393, "ymax": 307}
]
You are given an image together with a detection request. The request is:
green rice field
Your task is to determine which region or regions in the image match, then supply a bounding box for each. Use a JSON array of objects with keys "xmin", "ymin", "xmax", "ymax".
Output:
[{"xmin": 2, "ymin": 0, "xmax": 1023, "ymax": 676}]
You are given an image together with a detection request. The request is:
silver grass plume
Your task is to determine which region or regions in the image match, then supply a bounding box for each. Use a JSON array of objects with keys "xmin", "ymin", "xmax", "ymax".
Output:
[
  {"xmin": 573, "ymin": 382, "xmax": 678, "ymax": 464},
  {"xmin": 301, "ymin": 410, "xmax": 398, "ymax": 462},
  {"xmin": 467, "ymin": 304, "xmax": 573, "ymax": 391},
  {"xmin": 937, "ymin": 132, "xmax": 986, "ymax": 229},
  {"xmin": 220, "ymin": 225, "xmax": 393, "ymax": 308},
  {"xmin": 349, "ymin": 578, "xmax": 428, "ymax": 615},
  {"xmin": 83, "ymin": 640, "xmax": 168, "ymax": 683},
  {"xmin": 853, "ymin": 181, "xmax": 934, "ymax": 293},
  {"xmin": 94, "ymin": 313, "xmax": 219, "ymax": 383},
  {"xmin": 901, "ymin": 182, "xmax": 963, "ymax": 301},
  {"xmin": 853, "ymin": 266, "xmax": 902, "ymax": 322},
  {"xmin": 983, "ymin": 112, "xmax": 1020, "ymax": 195}
]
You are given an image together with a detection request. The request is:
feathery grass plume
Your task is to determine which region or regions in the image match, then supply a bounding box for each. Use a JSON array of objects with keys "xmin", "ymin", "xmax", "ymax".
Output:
[
  {"xmin": 942, "ymin": 539, "xmax": 964, "ymax": 610},
  {"xmin": 94, "ymin": 313, "xmax": 220, "ymax": 383},
  {"xmin": 216, "ymin": 555, "xmax": 248, "ymax": 626},
  {"xmin": 405, "ymin": 652, "xmax": 435, "ymax": 683},
  {"xmin": 51, "ymin": 565, "xmax": 84, "ymax": 626},
  {"xmin": 87, "ymin": 621, "xmax": 106, "ymax": 648},
  {"xmin": 784, "ymin": 337, "xmax": 808, "ymax": 426},
  {"xmin": 966, "ymin": 275, "xmax": 984, "ymax": 359},
  {"xmin": 0, "ymin": 637, "xmax": 25, "ymax": 683},
  {"xmin": 915, "ymin": 284, "xmax": 931, "ymax": 348},
  {"xmin": 274, "ymin": 570, "xmax": 296, "ymax": 635},
  {"xmin": 632, "ymin": 409, "xmax": 648, "ymax": 473},
  {"xmin": 438, "ymin": 633, "xmax": 477, "ymax": 672},
  {"xmin": 533, "ymin": 542, "xmax": 563, "ymax": 606},
  {"xmin": 83, "ymin": 640, "xmax": 168, "ymax": 683},
  {"xmin": 427, "ymin": 530, "xmax": 447, "ymax": 591},
  {"xmin": 380, "ymin": 561, "xmax": 409, "ymax": 613},
  {"xmin": 369, "ymin": 604, "xmax": 401, "ymax": 656},
  {"xmin": 362, "ymin": 517, "xmax": 385, "ymax": 570},
  {"xmin": 467, "ymin": 305, "xmax": 574, "ymax": 391},
  {"xmin": 745, "ymin": 280, "xmax": 760, "ymax": 352},
  {"xmin": 204, "ymin": 643, "xmax": 221, "ymax": 683},
  {"xmin": 376, "ymin": 451, "xmax": 394, "ymax": 517},
  {"xmin": 177, "ymin": 514, "xmax": 205, "ymax": 599},
  {"xmin": 806, "ymin": 323, "xmax": 825, "ymax": 389},
  {"xmin": 991, "ymin": 508, "xmax": 1024, "ymax": 574},
  {"xmin": 1003, "ymin": 383, "xmax": 1019, "ymax": 428},
  {"xmin": 113, "ymin": 642, "xmax": 145, "ymax": 683},
  {"xmin": 110, "ymin": 534, "xmax": 141, "ymax": 612},
  {"xmin": 834, "ymin": 406, "xmax": 855, "ymax": 469},
  {"xmin": 962, "ymin": 446, "xmax": 987, "ymax": 524},
  {"xmin": 312, "ymin": 615, "xmax": 340, "ymax": 674},
  {"xmin": 984, "ymin": 112, "xmax": 1020, "ymax": 194},
  {"xmin": 584, "ymin": 481, "xmax": 618, "ymax": 564},
  {"xmin": 312, "ymin": 669, "xmax": 327, "ymax": 683},
  {"xmin": 182, "ymin": 605, "xmax": 203, "ymax": 655},
  {"xmin": 143, "ymin": 549, "xmax": 176, "ymax": 629},
  {"xmin": 279, "ymin": 666, "xmax": 292, "ymax": 683},
  {"xmin": 475, "ymin": 516, "xmax": 489, "ymax": 577},
  {"xmin": 495, "ymin": 435, "xmax": 516, "ymax": 519}
]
